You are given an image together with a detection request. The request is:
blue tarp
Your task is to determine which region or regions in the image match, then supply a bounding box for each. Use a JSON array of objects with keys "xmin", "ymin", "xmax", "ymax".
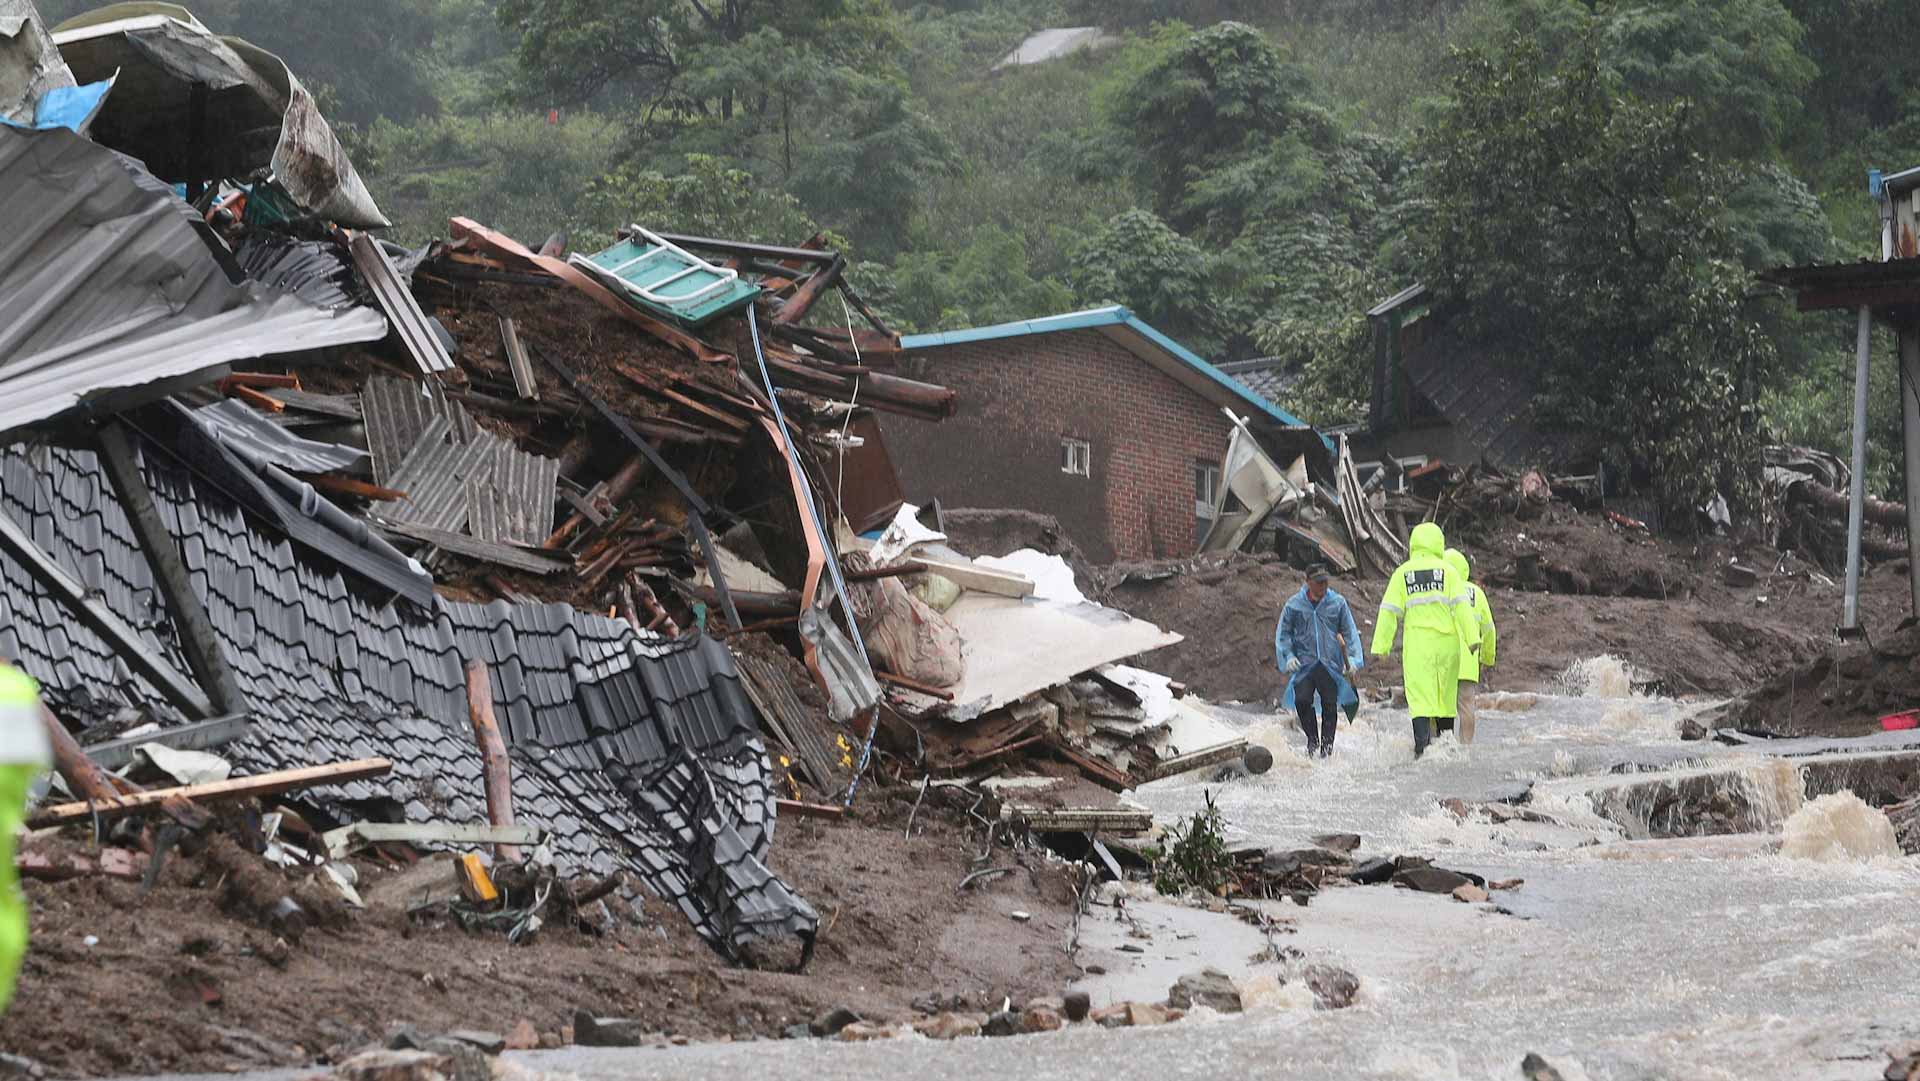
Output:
[{"xmin": 0, "ymin": 77, "xmax": 114, "ymax": 134}]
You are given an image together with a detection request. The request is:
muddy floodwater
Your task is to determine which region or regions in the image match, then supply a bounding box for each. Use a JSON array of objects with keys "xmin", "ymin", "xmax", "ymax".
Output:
[{"xmin": 512, "ymin": 659, "xmax": 1919, "ymax": 1081}]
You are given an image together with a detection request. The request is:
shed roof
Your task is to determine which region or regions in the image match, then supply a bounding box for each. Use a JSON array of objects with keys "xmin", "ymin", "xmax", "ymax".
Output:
[{"xmin": 901, "ymin": 306, "xmax": 1330, "ymax": 449}]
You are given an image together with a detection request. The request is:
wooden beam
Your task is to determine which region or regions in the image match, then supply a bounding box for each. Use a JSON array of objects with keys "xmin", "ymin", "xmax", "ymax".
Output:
[
  {"xmin": 28, "ymin": 758, "xmax": 394, "ymax": 829},
  {"xmin": 774, "ymin": 256, "xmax": 845, "ymax": 325},
  {"xmin": 463, "ymin": 661, "xmax": 522, "ymax": 862},
  {"xmin": 42, "ymin": 702, "xmax": 127, "ymax": 808},
  {"xmin": 906, "ymin": 556, "xmax": 1035, "ymax": 598},
  {"xmin": 322, "ymin": 821, "xmax": 543, "ymax": 860},
  {"xmin": 776, "ymin": 798, "xmax": 845, "ymax": 820},
  {"xmin": 499, "ymin": 317, "xmax": 539, "ymax": 400},
  {"xmin": 875, "ymin": 669, "xmax": 956, "ymax": 701},
  {"xmin": 0, "ymin": 505, "xmax": 215, "ymax": 719},
  {"xmin": 1794, "ymin": 284, "xmax": 1920, "ymax": 314}
]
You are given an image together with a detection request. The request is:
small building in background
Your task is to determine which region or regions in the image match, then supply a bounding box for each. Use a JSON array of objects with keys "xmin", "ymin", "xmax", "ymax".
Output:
[{"xmin": 880, "ymin": 306, "xmax": 1325, "ymax": 562}]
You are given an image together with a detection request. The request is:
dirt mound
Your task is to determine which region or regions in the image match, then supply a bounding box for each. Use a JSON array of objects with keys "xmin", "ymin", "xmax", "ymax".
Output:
[
  {"xmin": 937, "ymin": 508, "xmax": 1096, "ymax": 591},
  {"xmin": 1452, "ymin": 504, "xmax": 1703, "ymax": 599},
  {"xmin": 1720, "ymin": 621, "xmax": 1920, "ymax": 738}
]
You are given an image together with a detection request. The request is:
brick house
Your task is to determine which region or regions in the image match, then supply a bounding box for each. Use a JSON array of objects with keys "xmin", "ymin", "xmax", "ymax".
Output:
[{"xmin": 879, "ymin": 306, "xmax": 1322, "ymax": 562}]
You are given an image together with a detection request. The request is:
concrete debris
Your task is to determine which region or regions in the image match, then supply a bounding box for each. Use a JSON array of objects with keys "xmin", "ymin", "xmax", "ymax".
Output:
[
  {"xmin": 1168, "ymin": 968, "xmax": 1243, "ymax": 1013},
  {"xmin": 911, "ymin": 1012, "xmax": 984, "ymax": 1040}
]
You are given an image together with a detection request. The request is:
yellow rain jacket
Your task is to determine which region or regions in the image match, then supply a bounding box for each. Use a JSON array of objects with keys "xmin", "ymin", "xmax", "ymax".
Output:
[
  {"xmin": 1445, "ymin": 548, "xmax": 1497, "ymax": 682},
  {"xmin": 0, "ymin": 663, "xmax": 50, "ymax": 1017},
  {"xmin": 1372, "ymin": 523, "xmax": 1480, "ymax": 717}
]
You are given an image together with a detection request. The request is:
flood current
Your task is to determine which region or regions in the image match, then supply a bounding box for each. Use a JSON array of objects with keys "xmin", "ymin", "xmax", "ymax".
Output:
[{"xmin": 530, "ymin": 659, "xmax": 1920, "ymax": 1080}]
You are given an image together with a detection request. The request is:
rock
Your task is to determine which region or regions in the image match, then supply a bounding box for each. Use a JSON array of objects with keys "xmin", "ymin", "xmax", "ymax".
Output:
[
  {"xmin": 1392, "ymin": 855, "xmax": 1431, "ymax": 871},
  {"xmin": 1438, "ymin": 797, "xmax": 1470, "ymax": 819},
  {"xmin": 1242, "ymin": 744, "xmax": 1274, "ymax": 774},
  {"xmin": 1452, "ymin": 884, "xmax": 1490, "ymax": 903},
  {"xmin": 419, "ymin": 1040, "xmax": 490, "ymax": 1081},
  {"xmin": 1128, "ymin": 1002, "xmax": 1176, "ymax": 1026},
  {"xmin": 1091, "ymin": 1004, "xmax": 1131, "ymax": 1028},
  {"xmin": 1084, "ymin": 964, "xmax": 1107, "ymax": 975},
  {"xmin": 1009, "ymin": 910, "xmax": 1032, "ymax": 923},
  {"xmin": 502, "ymin": 1021, "xmax": 540, "ymax": 1052},
  {"xmin": 1348, "ymin": 857, "xmax": 1396, "ymax": 885},
  {"xmin": 1394, "ymin": 865, "xmax": 1471, "ymax": 894},
  {"xmin": 536, "ymin": 1034, "xmax": 562, "ymax": 1051},
  {"xmin": 572, "ymin": 1011, "xmax": 648, "ymax": 1048},
  {"xmin": 837, "ymin": 1022, "xmax": 893, "ymax": 1042},
  {"xmin": 1488, "ymin": 878, "xmax": 1525, "ymax": 891},
  {"xmin": 443, "ymin": 1031, "xmax": 506, "ymax": 1056},
  {"xmin": 912, "ymin": 1012, "xmax": 983, "ymax": 1040},
  {"xmin": 335, "ymin": 1049, "xmax": 452, "ymax": 1081},
  {"xmin": 1521, "ymin": 1051, "xmax": 1567, "ymax": 1081},
  {"xmin": 809, "ymin": 1006, "xmax": 862, "ymax": 1038},
  {"xmin": 1020, "ymin": 1005, "xmax": 1064, "ymax": 1033},
  {"xmin": 1304, "ymin": 965, "xmax": 1359, "ymax": 1010},
  {"xmin": 1313, "ymin": 833, "xmax": 1361, "ymax": 853},
  {"xmin": 1722, "ymin": 562, "xmax": 1758, "ymax": 587},
  {"xmin": 384, "ymin": 1025, "xmax": 429, "ymax": 1052},
  {"xmin": 1063, "ymin": 990, "xmax": 1091, "ymax": 1023},
  {"xmin": 983, "ymin": 1010, "xmax": 1022, "ymax": 1037},
  {"xmin": 558, "ymin": 1025, "xmax": 574, "ymax": 1045},
  {"xmin": 0, "ymin": 1053, "xmax": 46, "ymax": 1080},
  {"xmin": 1679, "ymin": 717, "xmax": 1709, "ymax": 741},
  {"xmin": 1167, "ymin": 968, "xmax": 1243, "ymax": 1014}
]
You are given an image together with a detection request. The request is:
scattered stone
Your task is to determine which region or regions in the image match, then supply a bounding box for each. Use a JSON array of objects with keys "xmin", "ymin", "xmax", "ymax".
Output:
[
  {"xmin": 443, "ymin": 1031, "xmax": 506, "ymax": 1056},
  {"xmin": 983, "ymin": 1010, "xmax": 1022, "ymax": 1037},
  {"xmin": 573, "ymin": 1012, "xmax": 648, "ymax": 1048},
  {"xmin": 1488, "ymin": 878, "xmax": 1525, "ymax": 891},
  {"xmin": 1116, "ymin": 944, "xmax": 1145, "ymax": 954},
  {"xmin": 1242, "ymin": 744, "xmax": 1274, "ymax": 774},
  {"xmin": 1313, "ymin": 833, "xmax": 1361, "ymax": 853},
  {"xmin": 537, "ymin": 1034, "xmax": 562, "ymax": 1051},
  {"xmin": 912, "ymin": 1012, "xmax": 983, "ymax": 1040},
  {"xmin": 503, "ymin": 1021, "xmax": 539, "ymax": 1052},
  {"xmin": 837, "ymin": 1022, "xmax": 893, "ymax": 1042},
  {"xmin": 1521, "ymin": 1051, "xmax": 1567, "ymax": 1081},
  {"xmin": 1679, "ymin": 717, "xmax": 1709, "ymax": 741},
  {"xmin": 782, "ymin": 1024, "xmax": 811, "ymax": 1041},
  {"xmin": 1020, "ymin": 1005, "xmax": 1064, "ymax": 1033},
  {"xmin": 1452, "ymin": 884, "xmax": 1490, "ymax": 904},
  {"xmin": 809, "ymin": 1006, "xmax": 862, "ymax": 1038},
  {"xmin": 1304, "ymin": 965, "xmax": 1359, "ymax": 1010},
  {"xmin": 1392, "ymin": 855, "xmax": 1431, "ymax": 871},
  {"xmin": 1394, "ymin": 865, "xmax": 1471, "ymax": 894},
  {"xmin": 0, "ymin": 1053, "xmax": 46, "ymax": 1080},
  {"xmin": 1128, "ymin": 1002, "xmax": 1177, "ymax": 1026},
  {"xmin": 419, "ymin": 1039, "xmax": 489, "ymax": 1081},
  {"xmin": 1063, "ymin": 990, "xmax": 1091, "ymax": 1023},
  {"xmin": 1009, "ymin": 910, "xmax": 1032, "ymax": 923},
  {"xmin": 1167, "ymin": 968, "xmax": 1243, "ymax": 1013},
  {"xmin": 1348, "ymin": 857, "xmax": 1396, "ymax": 885},
  {"xmin": 384, "ymin": 1025, "xmax": 428, "ymax": 1052},
  {"xmin": 1091, "ymin": 1004, "xmax": 1130, "ymax": 1029},
  {"xmin": 1084, "ymin": 964, "xmax": 1107, "ymax": 975},
  {"xmin": 558, "ymin": 1025, "xmax": 574, "ymax": 1045},
  {"xmin": 335, "ymin": 1049, "xmax": 452, "ymax": 1081}
]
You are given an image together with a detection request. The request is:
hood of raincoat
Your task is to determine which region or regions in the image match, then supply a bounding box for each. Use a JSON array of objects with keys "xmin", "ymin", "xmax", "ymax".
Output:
[
  {"xmin": 1410, "ymin": 521, "xmax": 1446, "ymax": 557},
  {"xmin": 1444, "ymin": 547, "xmax": 1471, "ymax": 580}
]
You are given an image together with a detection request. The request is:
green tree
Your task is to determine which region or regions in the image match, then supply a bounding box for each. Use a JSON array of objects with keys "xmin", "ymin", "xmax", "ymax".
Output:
[
  {"xmin": 1069, "ymin": 209, "xmax": 1224, "ymax": 353},
  {"xmin": 575, "ymin": 154, "xmax": 825, "ymax": 250},
  {"xmin": 1413, "ymin": 33, "xmax": 1779, "ymax": 520}
]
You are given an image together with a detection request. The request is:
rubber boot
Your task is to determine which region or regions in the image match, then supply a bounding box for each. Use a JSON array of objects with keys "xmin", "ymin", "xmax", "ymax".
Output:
[{"xmin": 1411, "ymin": 717, "xmax": 1432, "ymax": 759}]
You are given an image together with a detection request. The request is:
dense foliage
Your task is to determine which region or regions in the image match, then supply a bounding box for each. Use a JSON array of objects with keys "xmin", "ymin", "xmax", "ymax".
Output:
[{"xmin": 97, "ymin": 0, "xmax": 1920, "ymax": 512}]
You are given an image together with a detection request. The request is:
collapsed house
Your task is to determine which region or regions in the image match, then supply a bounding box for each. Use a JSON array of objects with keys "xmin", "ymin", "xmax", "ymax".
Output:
[{"xmin": 1, "ymin": 0, "xmax": 1259, "ymax": 960}]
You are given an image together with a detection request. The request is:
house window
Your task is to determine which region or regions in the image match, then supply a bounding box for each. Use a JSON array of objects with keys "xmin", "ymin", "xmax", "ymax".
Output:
[
  {"xmin": 1356, "ymin": 455, "xmax": 1429, "ymax": 493},
  {"xmin": 1061, "ymin": 437, "xmax": 1091, "ymax": 477},
  {"xmin": 1195, "ymin": 461, "xmax": 1221, "ymax": 517}
]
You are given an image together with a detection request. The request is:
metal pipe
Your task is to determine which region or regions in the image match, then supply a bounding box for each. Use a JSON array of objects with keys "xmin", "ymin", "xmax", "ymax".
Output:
[
  {"xmin": 1901, "ymin": 329, "xmax": 1920, "ymax": 618},
  {"xmin": 1844, "ymin": 306, "xmax": 1873, "ymax": 632}
]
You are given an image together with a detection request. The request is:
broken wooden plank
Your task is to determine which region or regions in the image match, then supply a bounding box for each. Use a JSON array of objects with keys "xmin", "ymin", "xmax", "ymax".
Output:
[
  {"xmin": 774, "ymin": 255, "xmax": 845, "ymax": 324},
  {"xmin": 229, "ymin": 385, "xmax": 286, "ymax": 413},
  {"xmin": 16, "ymin": 847, "xmax": 142, "ymax": 882},
  {"xmin": 43, "ymin": 702, "xmax": 128, "ymax": 808},
  {"xmin": 322, "ymin": 821, "xmax": 542, "ymax": 861},
  {"xmin": 498, "ymin": 316, "xmax": 539, "ymax": 400},
  {"xmin": 29, "ymin": 758, "xmax": 394, "ymax": 829},
  {"xmin": 298, "ymin": 473, "xmax": 409, "ymax": 502},
  {"xmin": 876, "ymin": 669, "xmax": 956, "ymax": 701},
  {"xmin": 219, "ymin": 372, "xmax": 300, "ymax": 392},
  {"xmin": 906, "ymin": 556, "xmax": 1036, "ymax": 599},
  {"xmin": 463, "ymin": 661, "xmax": 522, "ymax": 862},
  {"xmin": 776, "ymin": 798, "xmax": 845, "ymax": 820}
]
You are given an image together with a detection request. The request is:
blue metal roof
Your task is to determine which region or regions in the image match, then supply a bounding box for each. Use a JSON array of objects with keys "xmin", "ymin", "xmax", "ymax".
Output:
[{"xmin": 901, "ymin": 306, "xmax": 1330, "ymax": 449}]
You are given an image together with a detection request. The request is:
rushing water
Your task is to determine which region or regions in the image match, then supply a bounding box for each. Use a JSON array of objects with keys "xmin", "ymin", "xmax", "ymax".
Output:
[{"xmin": 521, "ymin": 664, "xmax": 1919, "ymax": 1081}]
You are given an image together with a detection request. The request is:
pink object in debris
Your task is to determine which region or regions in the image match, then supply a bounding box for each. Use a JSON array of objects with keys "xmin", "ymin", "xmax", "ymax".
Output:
[{"xmin": 1880, "ymin": 711, "xmax": 1919, "ymax": 731}]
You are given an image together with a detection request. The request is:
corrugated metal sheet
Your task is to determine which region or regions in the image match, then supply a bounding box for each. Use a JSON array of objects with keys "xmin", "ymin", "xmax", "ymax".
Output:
[
  {"xmin": 232, "ymin": 234, "xmax": 357, "ymax": 310},
  {"xmin": 466, "ymin": 439, "xmax": 560, "ymax": 546},
  {"xmin": 193, "ymin": 398, "xmax": 367, "ymax": 475},
  {"xmin": 1403, "ymin": 333, "xmax": 1592, "ymax": 469},
  {"xmin": 0, "ymin": 125, "xmax": 387, "ymax": 439},
  {"xmin": 362, "ymin": 375, "xmax": 476, "ymax": 486},
  {"xmin": 350, "ymin": 233, "xmax": 454, "ymax": 377}
]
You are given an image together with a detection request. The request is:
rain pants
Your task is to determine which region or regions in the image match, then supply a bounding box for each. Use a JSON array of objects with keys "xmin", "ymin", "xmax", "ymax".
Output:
[
  {"xmin": 1371, "ymin": 523, "xmax": 1480, "ymax": 719},
  {"xmin": 0, "ymin": 664, "xmax": 51, "ymax": 1016},
  {"xmin": 1276, "ymin": 585, "xmax": 1363, "ymax": 722}
]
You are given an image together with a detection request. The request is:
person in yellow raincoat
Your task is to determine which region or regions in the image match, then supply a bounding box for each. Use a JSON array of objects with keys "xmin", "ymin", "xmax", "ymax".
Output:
[
  {"xmin": 1371, "ymin": 522, "xmax": 1480, "ymax": 759},
  {"xmin": 1444, "ymin": 548, "xmax": 1497, "ymax": 746},
  {"xmin": 0, "ymin": 662, "xmax": 51, "ymax": 1015}
]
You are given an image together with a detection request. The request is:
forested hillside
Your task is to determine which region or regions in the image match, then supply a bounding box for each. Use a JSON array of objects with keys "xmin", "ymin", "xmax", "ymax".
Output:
[{"xmin": 34, "ymin": 0, "xmax": 1920, "ymax": 511}]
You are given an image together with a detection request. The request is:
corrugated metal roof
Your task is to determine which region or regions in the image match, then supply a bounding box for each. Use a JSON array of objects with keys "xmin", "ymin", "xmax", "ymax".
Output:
[
  {"xmin": 467, "ymin": 439, "xmax": 560, "ymax": 546},
  {"xmin": 350, "ymin": 233, "xmax": 454, "ymax": 377},
  {"xmin": 373, "ymin": 416, "xmax": 497, "ymax": 532},
  {"xmin": 0, "ymin": 125, "xmax": 387, "ymax": 439},
  {"xmin": 1366, "ymin": 283, "xmax": 1428, "ymax": 318},
  {"xmin": 901, "ymin": 305, "xmax": 1329, "ymax": 447},
  {"xmin": 193, "ymin": 398, "xmax": 367, "ymax": 475},
  {"xmin": 232, "ymin": 234, "xmax": 358, "ymax": 310},
  {"xmin": 361, "ymin": 375, "xmax": 476, "ymax": 486}
]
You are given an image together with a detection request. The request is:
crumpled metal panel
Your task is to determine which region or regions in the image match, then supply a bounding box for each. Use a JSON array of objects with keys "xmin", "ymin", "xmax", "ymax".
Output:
[
  {"xmin": 0, "ymin": 0, "xmax": 76, "ymax": 122},
  {"xmin": 232, "ymin": 234, "xmax": 357, "ymax": 311},
  {"xmin": 0, "ymin": 437, "xmax": 818, "ymax": 958},
  {"xmin": 0, "ymin": 125, "xmax": 387, "ymax": 439},
  {"xmin": 361, "ymin": 376, "xmax": 475, "ymax": 487},
  {"xmin": 466, "ymin": 438, "xmax": 560, "ymax": 546},
  {"xmin": 50, "ymin": 3, "xmax": 388, "ymax": 227},
  {"xmin": 193, "ymin": 398, "xmax": 368, "ymax": 475}
]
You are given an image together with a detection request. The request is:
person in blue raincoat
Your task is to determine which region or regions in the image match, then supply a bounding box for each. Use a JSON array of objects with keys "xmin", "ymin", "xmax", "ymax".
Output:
[{"xmin": 1276, "ymin": 564, "xmax": 1364, "ymax": 759}]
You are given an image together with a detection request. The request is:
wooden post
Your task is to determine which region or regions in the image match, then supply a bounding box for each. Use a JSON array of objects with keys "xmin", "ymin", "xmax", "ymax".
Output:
[
  {"xmin": 463, "ymin": 661, "xmax": 522, "ymax": 862},
  {"xmin": 41, "ymin": 702, "xmax": 131, "ymax": 807}
]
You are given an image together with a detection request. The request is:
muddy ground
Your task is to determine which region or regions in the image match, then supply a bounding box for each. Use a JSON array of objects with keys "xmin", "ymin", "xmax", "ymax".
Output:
[
  {"xmin": 1090, "ymin": 502, "xmax": 1913, "ymax": 734},
  {"xmin": 2, "ymin": 788, "xmax": 1077, "ymax": 1078}
]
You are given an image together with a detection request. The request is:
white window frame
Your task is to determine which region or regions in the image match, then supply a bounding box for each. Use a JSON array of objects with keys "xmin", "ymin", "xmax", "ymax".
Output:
[
  {"xmin": 1061, "ymin": 437, "xmax": 1091, "ymax": 477},
  {"xmin": 1194, "ymin": 461, "xmax": 1221, "ymax": 518}
]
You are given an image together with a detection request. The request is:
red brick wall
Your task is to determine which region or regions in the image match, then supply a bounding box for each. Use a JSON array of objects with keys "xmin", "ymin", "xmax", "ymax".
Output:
[{"xmin": 877, "ymin": 328, "xmax": 1233, "ymax": 562}]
